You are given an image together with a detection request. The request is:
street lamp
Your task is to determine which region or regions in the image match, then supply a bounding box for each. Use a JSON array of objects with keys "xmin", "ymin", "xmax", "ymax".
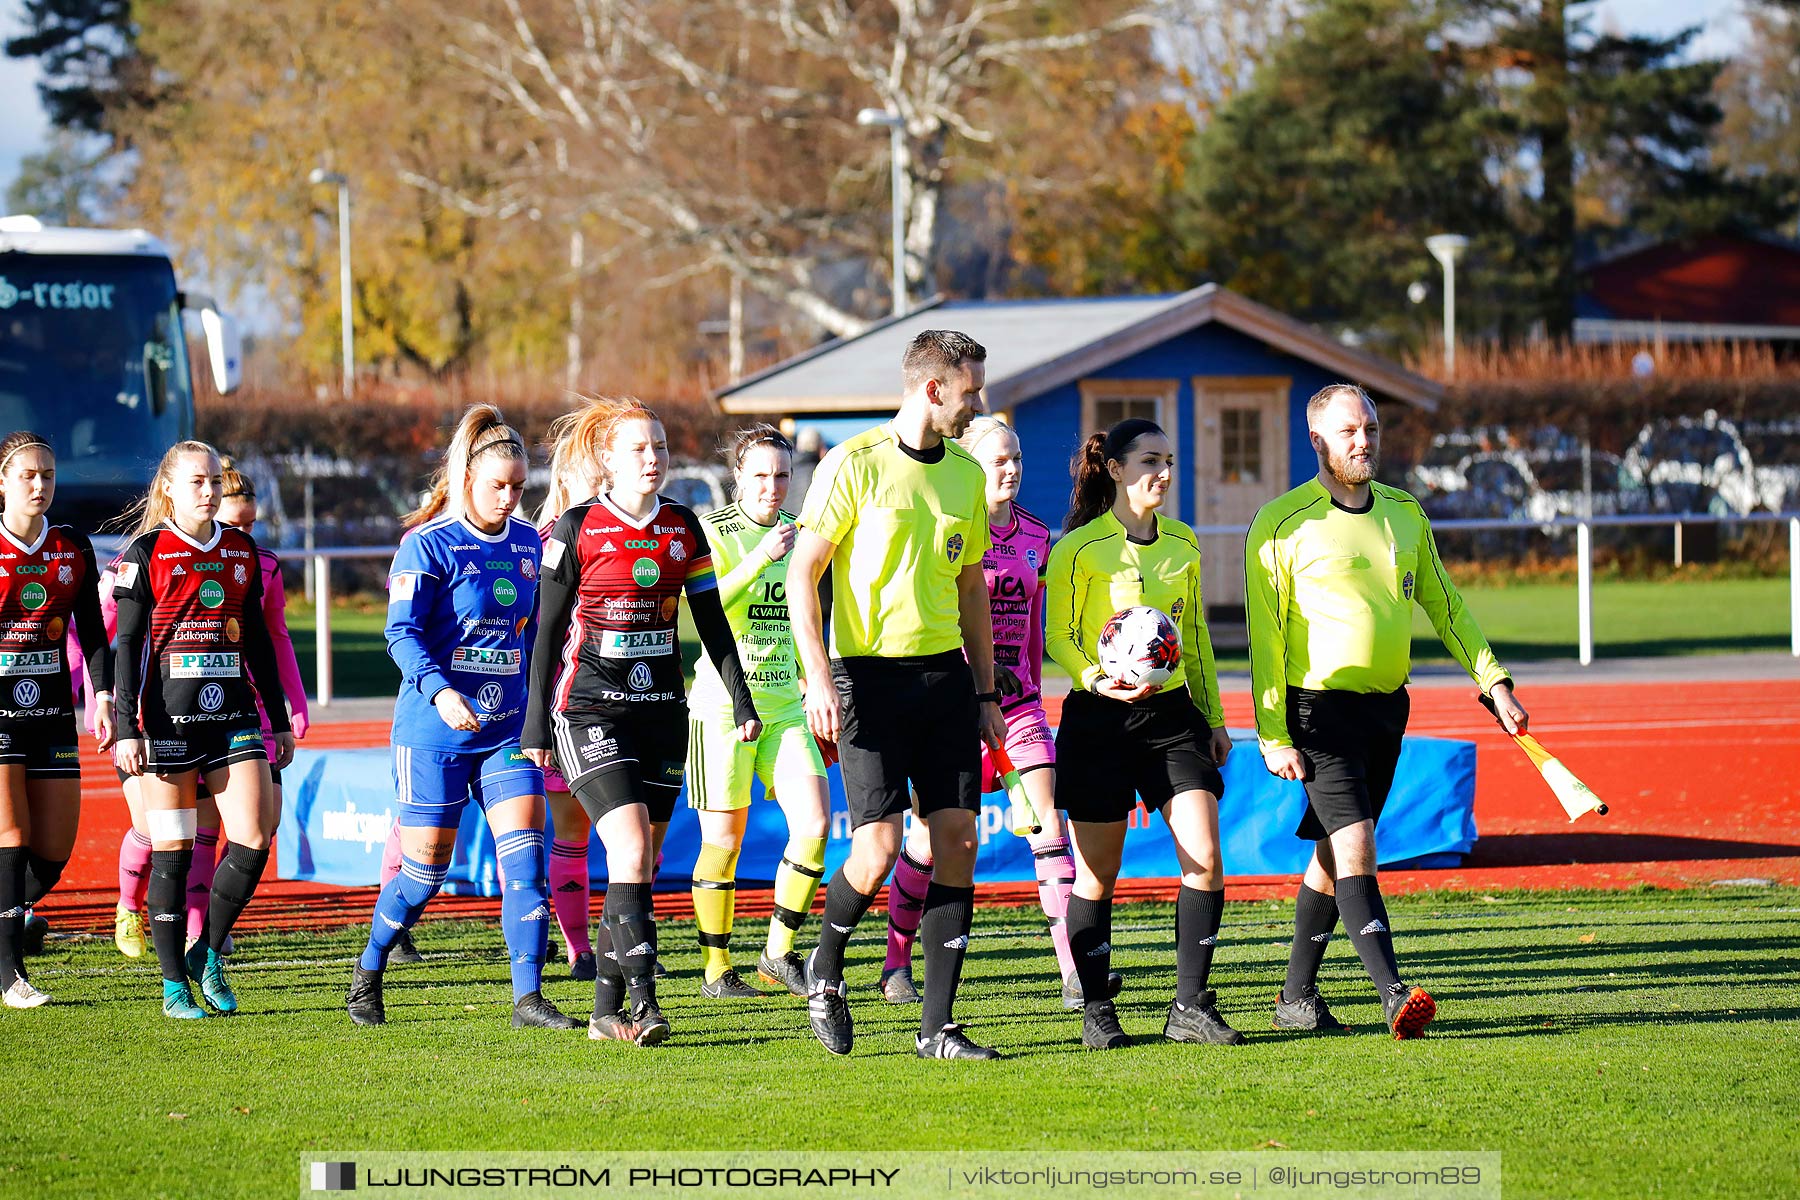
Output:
[
  {"xmin": 1424, "ymin": 233, "xmax": 1468, "ymax": 377},
  {"xmin": 308, "ymin": 168, "xmax": 355, "ymax": 398},
  {"xmin": 856, "ymin": 108, "xmax": 907, "ymax": 317}
]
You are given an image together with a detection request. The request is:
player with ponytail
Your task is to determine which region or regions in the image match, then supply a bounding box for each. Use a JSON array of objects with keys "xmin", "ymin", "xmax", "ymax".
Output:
[
  {"xmin": 346, "ymin": 405, "xmax": 578, "ymax": 1032},
  {"xmin": 523, "ymin": 397, "xmax": 761, "ymax": 1046},
  {"xmin": 1044, "ymin": 418, "xmax": 1236, "ymax": 1050},
  {"xmin": 112, "ymin": 441, "xmax": 294, "ymax": 1019}
]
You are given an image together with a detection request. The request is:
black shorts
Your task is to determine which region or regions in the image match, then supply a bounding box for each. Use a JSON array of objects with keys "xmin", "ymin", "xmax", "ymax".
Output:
[
  {"xmin": 552, "ymin": 706, "xmax": 687, "ymax": 823},
  {"xmin": 833, "ymin": 651, "xmax": 980, "ymax": 829},
  {"xmin": 1055, "ymin": 686, "xmax": 1224, "ymax": 823},
  {"xmin": 142, "ymin": 724, "xmax": 268, "ymax": 776},
  {"xmin": 1288, "ymin": 687, "xmax": 1410, "ymax": 841},
  {"xmin": 0, "ymin": 717, "xmax": 81, "ymax": 778}
]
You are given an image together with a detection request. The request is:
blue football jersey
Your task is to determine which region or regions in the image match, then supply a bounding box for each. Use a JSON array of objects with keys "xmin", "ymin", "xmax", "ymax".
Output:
[{"xmin": 385, "ymin": 514, "xmax": 541, "ymax": 753}]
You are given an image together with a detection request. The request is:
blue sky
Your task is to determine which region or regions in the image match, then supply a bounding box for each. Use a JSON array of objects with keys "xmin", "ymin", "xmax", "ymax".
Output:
[{"xmin": 0, "ymin": 0, "xmax": 1752, "ymax": 209}]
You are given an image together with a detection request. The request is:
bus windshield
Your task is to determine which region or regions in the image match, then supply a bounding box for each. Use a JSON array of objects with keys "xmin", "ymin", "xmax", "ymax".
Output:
[{"xmin": 0, "ymin": 252, "xmax": 195, "ymax": 491}]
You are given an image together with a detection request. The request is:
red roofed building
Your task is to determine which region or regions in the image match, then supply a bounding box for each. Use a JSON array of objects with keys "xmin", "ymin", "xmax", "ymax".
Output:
[{"xmin": 1577, "ymin": 232, "xmax": 1800, "ymax": 344}]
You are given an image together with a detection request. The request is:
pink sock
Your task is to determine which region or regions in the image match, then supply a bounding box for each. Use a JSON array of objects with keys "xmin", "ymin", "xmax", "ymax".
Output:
[
  {"xmin": 549, "ymin": 837, "xmax": 592, "ymax": 959},
  {"xmin": 119, "ymin": 828, "xmax": 153, "ymax": 911},
  {"xmin": 380, "ymin": 822, "xmax": 404, "ymax": 888},
  {"xmin": 883, "ymin": 849, "xmax": 933, "ymax": 971},
  {"xmin": 186, "ymin": 829, "xmax": 221, "ymax": 941},
  {"xmin": 1030, "ymin": 832, "xmax": 1077, "ymax": 981}
]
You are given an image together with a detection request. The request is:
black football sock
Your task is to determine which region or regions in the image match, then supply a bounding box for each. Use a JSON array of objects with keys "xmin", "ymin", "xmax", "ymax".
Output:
[
  {"xmin": 918, "ymin": 882, "xmax": 974, "ymax": 1035},
  {"xmin": 1175, "ymin": 886, "xmax": 1224, "ymax": 1005},
  {"xmin": 1064, "ymin": 893, "xmax": 1113, "ymax": 1008},
  {"xmin": 1283, "ymin": 884, "xmax": 1340, "ymax": 1000},
  {"xmin": 1335, "ymin": 874, "xmax": 1402, "ymax": 996}
]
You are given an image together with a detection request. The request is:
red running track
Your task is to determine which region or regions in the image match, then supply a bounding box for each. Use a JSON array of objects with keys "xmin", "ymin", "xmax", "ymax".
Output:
[{"xmin": 35, "ymin": 678, "xmax": 1800, "ymax": 934}]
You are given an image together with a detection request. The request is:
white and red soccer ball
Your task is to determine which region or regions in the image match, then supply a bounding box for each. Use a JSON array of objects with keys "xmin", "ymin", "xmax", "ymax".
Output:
[{"xmin": 1097, "ymin": 605, "xmax": 1181, "ymax": 688}]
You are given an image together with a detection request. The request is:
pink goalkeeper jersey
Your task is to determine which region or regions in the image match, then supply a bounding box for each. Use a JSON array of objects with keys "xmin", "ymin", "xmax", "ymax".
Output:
[{"xmin": 984, "ymin": 504, "xmax": 1050, "ymax": 712}]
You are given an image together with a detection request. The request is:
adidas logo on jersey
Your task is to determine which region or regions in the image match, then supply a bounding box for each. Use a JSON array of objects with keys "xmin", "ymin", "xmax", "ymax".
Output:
[
  {"xmin": 623, "ymin": 941, "xmax": 654, "ymax": 957},
  {"xmin": 462, "ymin": 562, "xmax": 480, "ymax": 575},
  {"xmin": 943, "ymin": 935, "xmax": 969, "ymax": 950},
  {"xmin": 169, "ymin": 564, "xmax": 185, "ymax": 575},
  {"xmin": 600, "ymin": 540, "xmax": 617, "ymax": 553},
  {"xmin": 1360, "ymin": 919, "xmax": 1388, "ymax": 935}
]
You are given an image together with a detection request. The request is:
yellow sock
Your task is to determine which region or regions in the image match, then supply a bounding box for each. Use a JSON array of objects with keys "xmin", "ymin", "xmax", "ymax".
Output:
[
  {"xmin": 692, "ymin": 841, "xmax": 739, "ymax": 982},
  {"xmin": 766, "ymin": 835, "xmax": 827, "ymax": 958}
]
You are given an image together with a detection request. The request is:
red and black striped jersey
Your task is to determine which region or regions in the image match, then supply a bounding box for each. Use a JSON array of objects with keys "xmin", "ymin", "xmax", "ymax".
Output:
[
  {"xmin": 539, "ymin": 495, "xmax": 717, "ymax": 713},
  {"xmin": 0, "ymin": 522, "xmax": 108, "ymax": 721},
  {"xmin": 111, "ymin": 522, "xmax": 284, "ymax": 737}
]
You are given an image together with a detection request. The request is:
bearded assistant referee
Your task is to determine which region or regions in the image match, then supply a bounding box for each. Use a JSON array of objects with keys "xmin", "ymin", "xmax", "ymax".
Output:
[
  {"xmin": 1246, "ymin": 383, "xmax": 1529, "ymax": 1039},
  {"xmin": 785, "ymin": 329, "xmax": 1009, "ymax": 1061}
]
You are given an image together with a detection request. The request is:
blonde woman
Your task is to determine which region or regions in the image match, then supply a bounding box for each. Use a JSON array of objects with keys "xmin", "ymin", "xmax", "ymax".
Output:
[{"xmin": 112, "ymin": 441, "xmax": 295, "ymax": 1018}]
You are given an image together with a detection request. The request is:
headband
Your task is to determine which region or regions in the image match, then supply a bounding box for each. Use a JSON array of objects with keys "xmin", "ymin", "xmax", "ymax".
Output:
[{"xmin": 0, "ymin": 438, "xmax": 52, "ymax": 475}]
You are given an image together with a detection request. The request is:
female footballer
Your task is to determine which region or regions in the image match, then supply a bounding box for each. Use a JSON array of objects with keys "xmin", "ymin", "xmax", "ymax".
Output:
[
  {"xmin": 684, "ymin": 425, "xmax": 831, "ymax": 1000},
  {"xmin": 344, "ymin": 405, "xmax": 579, "ymax": 1032},
  {"xmin": 1045, "ymin": 418, "xmax": 1237, "ymax": 1051},
  {"xmin": 0, "ymin": 432, "xmax": 114, "ymax": 1007},
  {"xmin": 112, "ymin": 441, "xmax": 295, "ymax": 1019},
  {"xmin": 523, "ymin": 398, "xmax": 760, "ymax": 1047}
]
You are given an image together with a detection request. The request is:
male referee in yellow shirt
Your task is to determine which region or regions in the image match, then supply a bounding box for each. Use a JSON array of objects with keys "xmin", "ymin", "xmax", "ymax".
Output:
[
  {"xmin": 1246, "ymin": 383, "xmax": 1529, "ymax": 1039},
  {"xmin": 786, "ymin": 330, "xmax": 1009, "ymax": 1060}
]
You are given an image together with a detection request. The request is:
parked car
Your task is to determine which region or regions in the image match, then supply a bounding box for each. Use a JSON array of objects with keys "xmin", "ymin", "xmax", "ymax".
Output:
[{"xmin": 1623, "ymin": 413, "xmax": 1758, "ymax": 517}]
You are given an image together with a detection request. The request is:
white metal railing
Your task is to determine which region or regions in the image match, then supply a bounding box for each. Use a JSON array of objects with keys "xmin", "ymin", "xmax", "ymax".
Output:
[{"xmin": 295, "ymin": 511, "xmax": 1800, "ymax": 704}]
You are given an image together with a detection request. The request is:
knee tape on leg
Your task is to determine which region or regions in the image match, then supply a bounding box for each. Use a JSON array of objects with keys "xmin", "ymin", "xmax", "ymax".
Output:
[{"xmin": 147, "ymin": 808, "xmax": 198, "ymax": 842}]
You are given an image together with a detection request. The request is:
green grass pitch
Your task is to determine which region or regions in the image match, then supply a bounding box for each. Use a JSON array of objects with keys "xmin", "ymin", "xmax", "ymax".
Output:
[{"xmin": 6, "ymin": 887, "xmax": 1797, "ymax": 1198}]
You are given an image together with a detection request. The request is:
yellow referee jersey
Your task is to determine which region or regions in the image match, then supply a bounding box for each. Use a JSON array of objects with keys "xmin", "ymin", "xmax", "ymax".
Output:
[
  {"xmin": 1044, "ymin": 510, "xmax": 1224, "ymax": 728},
  {"xmin": 1246, "ymin": 477, "xmax": 1510, "ymax": 751},
  {"xmin": 798, "ymin": 423, "xmax": 989, "ymax": 659}
]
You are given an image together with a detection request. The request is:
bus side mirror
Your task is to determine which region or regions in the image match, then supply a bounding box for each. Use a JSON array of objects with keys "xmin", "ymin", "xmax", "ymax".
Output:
[
  {"xmin": 200, "ymin": 307, "xmax": 243, "ymax": 395},
  {"xmin": 181, "ymin": 291, "xmax": 243, "ymax": 395}
]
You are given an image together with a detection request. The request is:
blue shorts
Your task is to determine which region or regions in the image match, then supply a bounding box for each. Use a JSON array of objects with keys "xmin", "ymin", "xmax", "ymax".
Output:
[{"xmin": 393, "ymin": 743, "xmax": 545, "ymax": 829}]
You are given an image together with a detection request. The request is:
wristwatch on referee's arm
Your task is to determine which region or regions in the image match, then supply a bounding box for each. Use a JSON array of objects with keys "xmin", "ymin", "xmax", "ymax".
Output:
[{"xmin": 974, "ymin": 691, "xmax": 1002, "ymax": 706}]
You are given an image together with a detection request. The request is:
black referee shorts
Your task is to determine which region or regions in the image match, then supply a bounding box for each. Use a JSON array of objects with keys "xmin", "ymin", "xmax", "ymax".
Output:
[
  {"xmin": 833, "ymin": 651, "xmax": 980, "ymax": 830},
  {"xmin": 1288, "ymin": 687, "xmax": 1410, "ymax": 841},
  {"xmin": 1055, "ymin": 686, "xmax": 1224, "ymax": 824}
]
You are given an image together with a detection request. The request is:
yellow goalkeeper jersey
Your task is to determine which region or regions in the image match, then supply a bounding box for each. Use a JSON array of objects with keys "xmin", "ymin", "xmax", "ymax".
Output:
[
  {"xmin": 1245, "ymin": 477, "xmax": 1510, "ymax": 752},
  {"xmin": 1044, "ymin": 510, "xmax": 1224, "ymax": 729}
]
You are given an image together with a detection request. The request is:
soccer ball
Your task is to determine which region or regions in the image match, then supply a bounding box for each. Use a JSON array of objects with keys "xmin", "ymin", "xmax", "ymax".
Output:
[{"xmin": 1097, "ymin": 606, "xmax": 1181, "ymax": 688}]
